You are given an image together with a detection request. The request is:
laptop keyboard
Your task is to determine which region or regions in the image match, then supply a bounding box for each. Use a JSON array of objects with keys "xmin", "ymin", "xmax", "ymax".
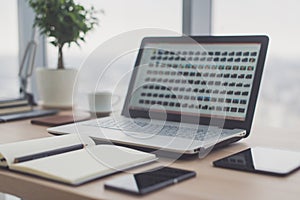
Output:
[{"xmin": 83, "ymin": 117, "xmax": 237, "ymax": 141}]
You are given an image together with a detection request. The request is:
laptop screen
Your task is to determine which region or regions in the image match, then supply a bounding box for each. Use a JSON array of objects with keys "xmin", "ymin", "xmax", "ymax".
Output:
[
  {"xmin": 122, "ymin": 36, "xmax": 269, "ymax": 134},
  {"xmin": 127, "ymin": 42, "xmax": 261, "ymax": 121}
]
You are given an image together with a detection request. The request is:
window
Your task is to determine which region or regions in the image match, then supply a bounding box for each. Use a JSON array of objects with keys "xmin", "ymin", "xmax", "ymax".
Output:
[
  {"xmin": 46, "ymin": 0, "xmax": 182, "ymax": 112},
  {"xmin": 0, "ymin": 1, "xmax": 19, "ymax": 99},
  {"xmin": 47, "ymin": 0, "xmax": 182, "ymax": 68},
  {"xmin": 212, "ymin": 0, "xmax": 300, "ymax": 130},
  {"xmin": 5, "ymin": 1, "xmax": 294, "ymax": 130}
]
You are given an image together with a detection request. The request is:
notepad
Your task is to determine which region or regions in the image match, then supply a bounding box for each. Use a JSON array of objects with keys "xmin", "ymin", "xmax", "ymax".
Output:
[{"xmin": 0, "ymin": 135, "xmax": 157, "ymax": 185}]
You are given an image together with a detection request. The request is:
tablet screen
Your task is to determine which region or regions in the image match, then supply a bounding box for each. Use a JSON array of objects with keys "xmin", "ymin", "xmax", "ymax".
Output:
[{"xmin": 213, "ymin": 147, "xmax": 300, "ymax": 176}]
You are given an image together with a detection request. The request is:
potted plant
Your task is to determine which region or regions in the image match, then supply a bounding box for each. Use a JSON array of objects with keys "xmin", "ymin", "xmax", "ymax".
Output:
[{"xmin": 28, "ymin": 0, "xmax": 98, "ymax": 108}]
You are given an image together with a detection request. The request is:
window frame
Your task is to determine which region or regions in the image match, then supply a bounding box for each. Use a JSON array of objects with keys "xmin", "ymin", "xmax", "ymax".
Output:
[
  {"xmin": 17, "ymin": 0, "xmax": 47, "ymax": 99},
  {"xmin": 182, "ymin": 0, "xmax": 212, "ymax": 35},
  {"xmin": 18, "ymin": 0, "xmax": 47, "ymax": 67}
]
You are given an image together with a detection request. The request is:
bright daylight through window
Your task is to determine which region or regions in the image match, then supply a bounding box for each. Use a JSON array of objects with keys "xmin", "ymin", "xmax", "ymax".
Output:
[
  {"xmin": 212, "ymin": 0, "xmax": 300, "ymax": 130},
  {"xmin": 47, "ymin": 0, "xmax": 182, "ymax": 69},
  {"xmin": 0, "ymin": 0, "xmax": 19, "ymax": 99}
]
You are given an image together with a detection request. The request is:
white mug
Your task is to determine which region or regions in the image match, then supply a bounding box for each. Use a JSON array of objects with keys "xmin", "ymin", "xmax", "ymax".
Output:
[{"xmin": 88, "ymin": 91, "xmax": 120, "ymax": 116}]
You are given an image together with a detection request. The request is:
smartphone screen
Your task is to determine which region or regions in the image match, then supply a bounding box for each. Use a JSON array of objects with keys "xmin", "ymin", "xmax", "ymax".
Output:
[
  {"xmin": 213, "ymin": 147, "xmax": 300, "ymax": 176},
  {"xmin": 104, "ymin": 166, "xmax": 196, "ymax": 195}
]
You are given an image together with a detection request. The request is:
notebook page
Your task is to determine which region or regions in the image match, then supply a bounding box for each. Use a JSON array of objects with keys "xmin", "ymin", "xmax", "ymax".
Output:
[
  {"xmin": 10, "ymin": 145, "xmax": 156, "ymax": 185},
  {"xmin": 0, "ymin": 134, "xmax": 88, "ymax": 166}
]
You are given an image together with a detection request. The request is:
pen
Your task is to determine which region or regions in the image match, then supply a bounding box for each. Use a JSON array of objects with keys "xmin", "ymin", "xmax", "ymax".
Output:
[{"xmin": 13, "ymin": 144, "xmax": 84, "ymax": 164}]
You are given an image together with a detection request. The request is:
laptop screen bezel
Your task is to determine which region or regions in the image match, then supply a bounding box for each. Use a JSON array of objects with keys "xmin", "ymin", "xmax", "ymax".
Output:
[{"xmin": 121, "ymin": 35, "xmax": 269, "ymax": 137}]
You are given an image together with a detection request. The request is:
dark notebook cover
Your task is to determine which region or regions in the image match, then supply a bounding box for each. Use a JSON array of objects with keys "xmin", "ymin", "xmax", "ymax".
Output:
[{"xmin": 31, "ymin": 115, "xmax": 90, "ymax": 127}]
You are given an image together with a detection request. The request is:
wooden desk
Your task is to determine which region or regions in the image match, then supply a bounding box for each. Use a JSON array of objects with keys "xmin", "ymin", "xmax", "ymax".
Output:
[{"xmin": 0, "ymin": 117, "xmax": 299, "ymax": 200}]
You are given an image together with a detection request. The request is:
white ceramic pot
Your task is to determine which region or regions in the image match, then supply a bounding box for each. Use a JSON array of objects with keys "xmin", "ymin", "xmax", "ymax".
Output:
[{"xmin": 36, "ymin": 68, "xmax": 77, "ymax": 108}]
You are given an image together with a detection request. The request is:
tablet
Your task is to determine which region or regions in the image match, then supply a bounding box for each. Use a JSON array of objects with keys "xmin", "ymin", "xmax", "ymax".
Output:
[{"xmin": 213, "ymin": 147, "xmax": 300, "ymax": 176}]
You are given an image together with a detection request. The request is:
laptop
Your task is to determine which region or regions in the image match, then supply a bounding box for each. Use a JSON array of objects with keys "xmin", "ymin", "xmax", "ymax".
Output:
[{"xmin": 48, "ymin": 35, "xmax": 269, "ymax": 155}]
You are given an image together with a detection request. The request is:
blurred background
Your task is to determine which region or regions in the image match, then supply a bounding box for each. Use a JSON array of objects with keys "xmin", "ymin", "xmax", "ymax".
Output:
[{"xmin": 0, "ymin": 0, "xmax": 299, "ymax": 132}]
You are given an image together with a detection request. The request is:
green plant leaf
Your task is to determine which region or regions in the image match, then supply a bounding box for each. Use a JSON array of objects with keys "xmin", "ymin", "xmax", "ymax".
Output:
[{"xmin": 28, "ymin": 0, "xmax": 99, "ymax": 69}]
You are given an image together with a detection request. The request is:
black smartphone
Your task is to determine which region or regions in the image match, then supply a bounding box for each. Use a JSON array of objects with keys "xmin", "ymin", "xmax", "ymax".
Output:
[
  {"xmin": 104, "ymin": 166, "xmax": 196, "ymax": 195},
  {"xmin": 213, "ymin": 147, "xmax": 300, "ymax": 176}
]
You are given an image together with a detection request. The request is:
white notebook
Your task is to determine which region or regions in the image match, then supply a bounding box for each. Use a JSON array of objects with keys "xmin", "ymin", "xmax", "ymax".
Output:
[{"xmin": 0, "ymin": 135, "xmax": 157, "ymax": 185}]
